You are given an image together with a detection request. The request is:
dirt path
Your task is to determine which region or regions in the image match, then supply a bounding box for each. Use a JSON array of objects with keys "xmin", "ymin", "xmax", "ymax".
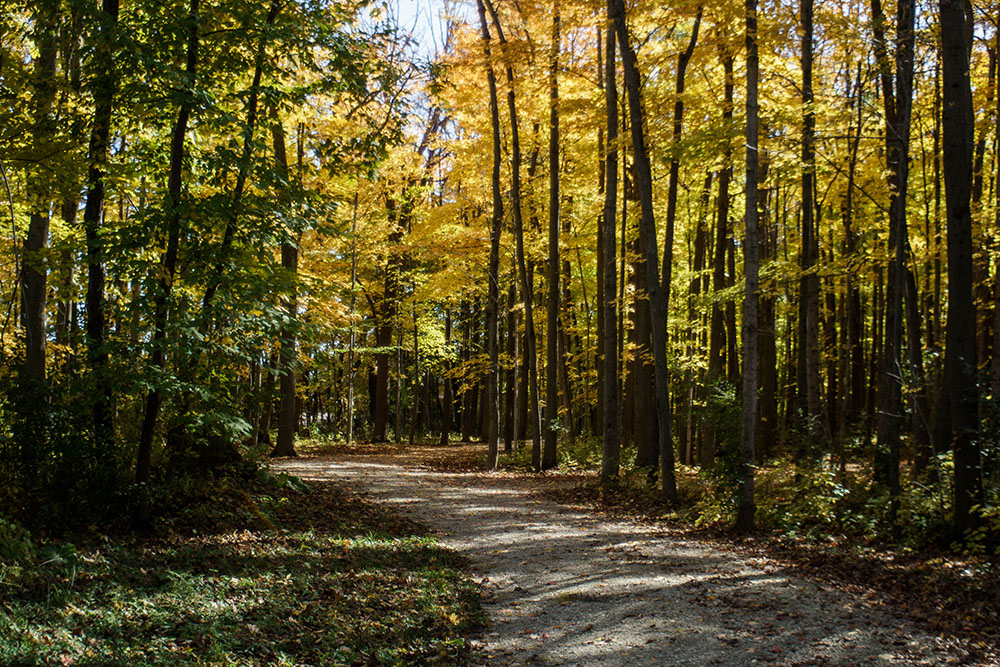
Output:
[{"xmin": 277, "ymin": 449, "xmax": 963, "ymax": 666}]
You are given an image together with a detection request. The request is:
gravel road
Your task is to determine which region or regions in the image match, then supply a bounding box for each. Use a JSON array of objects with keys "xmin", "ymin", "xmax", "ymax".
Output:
[{"xmin": 276, "ymin": 453, "xmax": 964, "ymax": 666}]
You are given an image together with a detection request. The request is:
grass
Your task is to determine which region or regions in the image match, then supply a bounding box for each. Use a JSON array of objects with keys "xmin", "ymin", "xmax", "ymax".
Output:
[{"xmin": 0, "ymin": 472, "xmax": 483, "ymax": 666}]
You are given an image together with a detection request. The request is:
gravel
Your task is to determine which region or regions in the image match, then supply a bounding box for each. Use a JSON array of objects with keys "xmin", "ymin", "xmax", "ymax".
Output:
[{"xmin": 277, "ymin": 455, "xmax": 966, "ymax": 666}]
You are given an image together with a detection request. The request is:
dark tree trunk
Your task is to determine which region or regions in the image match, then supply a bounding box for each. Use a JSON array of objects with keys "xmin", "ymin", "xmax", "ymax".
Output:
[
  {"xmin": 476, "ymin": 0, "xmax": 503, "ymax": 468},
  {"xmin": 704, "ymin": 50, "xmax": 734, "ymax": 469},
  {"xmin": 871, "ymin": 0, "xmax": 914, "ymax": 531},
  {"xmin": 610, "ymin": 0, "xmax": 677, "ymax": 502},
  {"xmin": 544, "ymin": 0, "xmax": 561, "ymax": 470},
  {"xmin": 483, "ymin": 0, "xmax": 542, "ymax": 468},
  {"xmin": 939, "ymin": 0, "xmax": 984, "ymax": 537},
  {"xmin": 81, "ymin": 0, "xmax": 119, "ymax": 450},
  {"xmin": 737, "ymin": 0, "xmax": 760, "ymax": 533},
  {"xmin": 271, "ymin": 120, "xmax": 299, "ymax": 458},
  {"xmin": 441, "ymin": 308, "xmax": 453, "ymax": 446},
  {"xmin": 799, "ymin": 0, "xmax": 823, "ymax": 449},
  {"xmin": 600, "ymin": 24, "xmax": 620, "ymax": 486}
]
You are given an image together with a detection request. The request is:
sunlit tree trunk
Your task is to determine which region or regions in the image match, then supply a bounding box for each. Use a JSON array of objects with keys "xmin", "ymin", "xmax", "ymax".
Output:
[{"xmin": 21, "ymin": 0, "xmax": 59, "ymax": 385}]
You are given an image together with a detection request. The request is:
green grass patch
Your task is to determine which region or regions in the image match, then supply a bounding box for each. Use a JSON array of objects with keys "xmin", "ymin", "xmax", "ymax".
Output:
[{"xmin": 0, "ymin": 476, "xmax": 483, "ymax": 666}]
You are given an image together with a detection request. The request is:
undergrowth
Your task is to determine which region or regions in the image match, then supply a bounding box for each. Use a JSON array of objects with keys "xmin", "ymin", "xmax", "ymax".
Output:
[{"xmin": 0, "ymin": 470, "xmax": 483, "ymax": 665}]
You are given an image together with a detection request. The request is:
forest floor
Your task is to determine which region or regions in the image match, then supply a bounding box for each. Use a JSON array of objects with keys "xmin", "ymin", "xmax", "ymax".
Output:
[{"xmin": 278, "ymin": 441, "xmax": 997, "ymax": 666}]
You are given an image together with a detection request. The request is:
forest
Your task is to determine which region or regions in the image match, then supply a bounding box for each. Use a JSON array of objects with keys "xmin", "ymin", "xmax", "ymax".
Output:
[{"xmin": 1, "ymin": 0, "xmax": 1000, "ymax": 659}]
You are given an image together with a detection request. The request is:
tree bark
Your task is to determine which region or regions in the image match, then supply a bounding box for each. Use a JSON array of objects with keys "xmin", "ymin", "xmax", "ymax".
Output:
[
  {"xmin": 136, "ymin": 0, "xmax": 201, "ymax": 526},
  {"xmin": 939, "ymin": 0, "xmax": 984, "ymax": 537},
  {"xmin": 82, "ymin": 0, "xmax": 120, "ymax": 450},
  {"xmin": 871, "ymin": 0, "xmax": 914, "ymax": 530},
  {"xmin": 483, "ymin": 0, "xmax": 542, "ymax": 469},
  {"xmin": 544, "ymin": 0, "xmax": 561, "ymax": 470},
  {"xmin": 21, "ymin": 0, "xmax": 60, "ymax": 385},
  {"xmin": 736, "ymin": 0, "xmax": 760, "ymax": 533},
  {"xmin": 476, "ymin": 0, "xmax": 503, "ymax": 468},
  {"xmin": 609, "ymin": 0, "xmax": 677, "ymax": 502},
  {"xmin": 600, "ymin": 24, "xmax": 620, "ymax": 486},
  {"xmin": 272, "ymin": 120, "xmax": 299, "ymax": 458}
]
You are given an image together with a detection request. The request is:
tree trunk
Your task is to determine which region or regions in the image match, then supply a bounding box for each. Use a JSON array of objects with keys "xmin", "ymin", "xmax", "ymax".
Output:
[
  {"xmin": 136, "ymin": 0, "xmax": 201, "ymax": 526},
  {"xmin": 272, "ymin": 120, "xmax": 299, "ymax": 458},
  {"xmin": 798, "ymin": 0, "xmax": 823, "ymax": 453},
  {"xmin": 610, "ymin": 0, "xmax": 677, "ymax": 502},
  {"xmin": 939, "ymin": 0, "xmax": 984, "ymax": 537},
  {"xmin": 483, "ymin": 0, "xmax": 542, "ymax": 469},
  {"xmin": 21, "ymin": 0, "xmax": 59, "ymax": 385},
  {"xmin": 736, "ymin": 0, "xmax": 760, "ymax": 533},
  {"xmin": 704, "ymin": 50, "xmax": 734, "ymax": 469},
  {"xmin": 476, "ymin": 0, "xmax": 503, "ymax": 468},
  {"xmin": 543, "ymin": 1, "xmax": 561, "ymax": 470},
  {"xmin": 81, "ymin": 0, "xmax": 119, "ymax": 450},
  {"xmin": 600, "ymin": 24, "xmax": 620, "ymax": 486},
  {"xmin": 871, "ymin": 0, "xmax": 914, "ymax": 530}
]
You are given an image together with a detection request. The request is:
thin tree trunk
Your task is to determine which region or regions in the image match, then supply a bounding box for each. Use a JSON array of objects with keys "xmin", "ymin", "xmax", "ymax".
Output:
[
  {"xmin": 871, "ymin": 0, "xmax": 914, "ymax": 531},
  {"xmin": 81, "ymin": 0, "xmax": 119, "ymax": 450},
  {"xmin": 483, "ymin": 0, "xmax": 542, "ymax": 469},
  {"xmin": 704, "ymin": 50, "xmax": 734, "ymax": 469},
  {"xmin": 136, "ymin": 0, "xmax": 201, "ymax": 526},
  {"xmin": 476, "ymin": 0, "xmax": 503, "ymax": 468},
  {"xmin": 272, "ymin": 120, "xmax": 299, "ymax": 458},
  {"xmin": 798, "ymin": 0, "xmax": 823, "ymax": 450},
  {"xmin": 600, "ymin": 24, "xmax": 620, "ymax": 486},
  {"xmin": 543, "ymin": 0, "xmax": 561, "ymax": 470}
]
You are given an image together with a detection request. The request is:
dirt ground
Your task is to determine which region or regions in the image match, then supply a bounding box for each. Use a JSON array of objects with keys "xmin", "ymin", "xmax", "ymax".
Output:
[{"xmin": 277, "ymin": 444, "xmax": 978, "ymax": 666}]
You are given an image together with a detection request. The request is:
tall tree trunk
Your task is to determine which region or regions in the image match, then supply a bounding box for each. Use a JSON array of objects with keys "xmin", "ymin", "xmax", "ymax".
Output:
[
  {"xmin": 272, "ymin": 120, "xmax": 299, "ymax": 458},
  {"xmin": 939, "ymin": 0, "xmax": 984, "ymax": 537},
  {"xmin": 136, "ymin": 0, "xmax": 201, "ymax": 526},
  {"xmin": 476, "ymin": 0, "xmax": 503, "ymax": 468},
  {"xmin": 844, "ymin": 64, "xmax": 866, "ymax": 426},
  {"xmin": 609, "ymin": 0, "xmax": 677, "ymax": 502},
  {"xmin": 543, "ymin": 1, "xmax": 561, "ymax": 470},
  {"xmin": 21, "ymin": 0, "xmax": 59, "ymax": 385},
  {"xmin": 871, "ymin": 0, "xmax": 914, "ymax": 530},
  {"xmin": 737, "ymin": 0, "xmax": 760, "ymax": 533},
  {"xmin": 82, "ymin": 0, "xmax": 120, "ymax": 450},
  {"xmin": 662, "ymin": 6, "xmax": 702, "ymax": 302},
  {"xmin": 798, "ymin": 0, "xmax": 823, "ymax": 451},
  {"xmin": 483, "ymin": 0, "xmax": 542, "ymax": 469},
  {"xmin": 600, "ymin": 24, "xmax": 620, "ymax": 485},
  {"xmin": 704, "ymin": 51, "xmax": 734, "ymax": 468}
]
